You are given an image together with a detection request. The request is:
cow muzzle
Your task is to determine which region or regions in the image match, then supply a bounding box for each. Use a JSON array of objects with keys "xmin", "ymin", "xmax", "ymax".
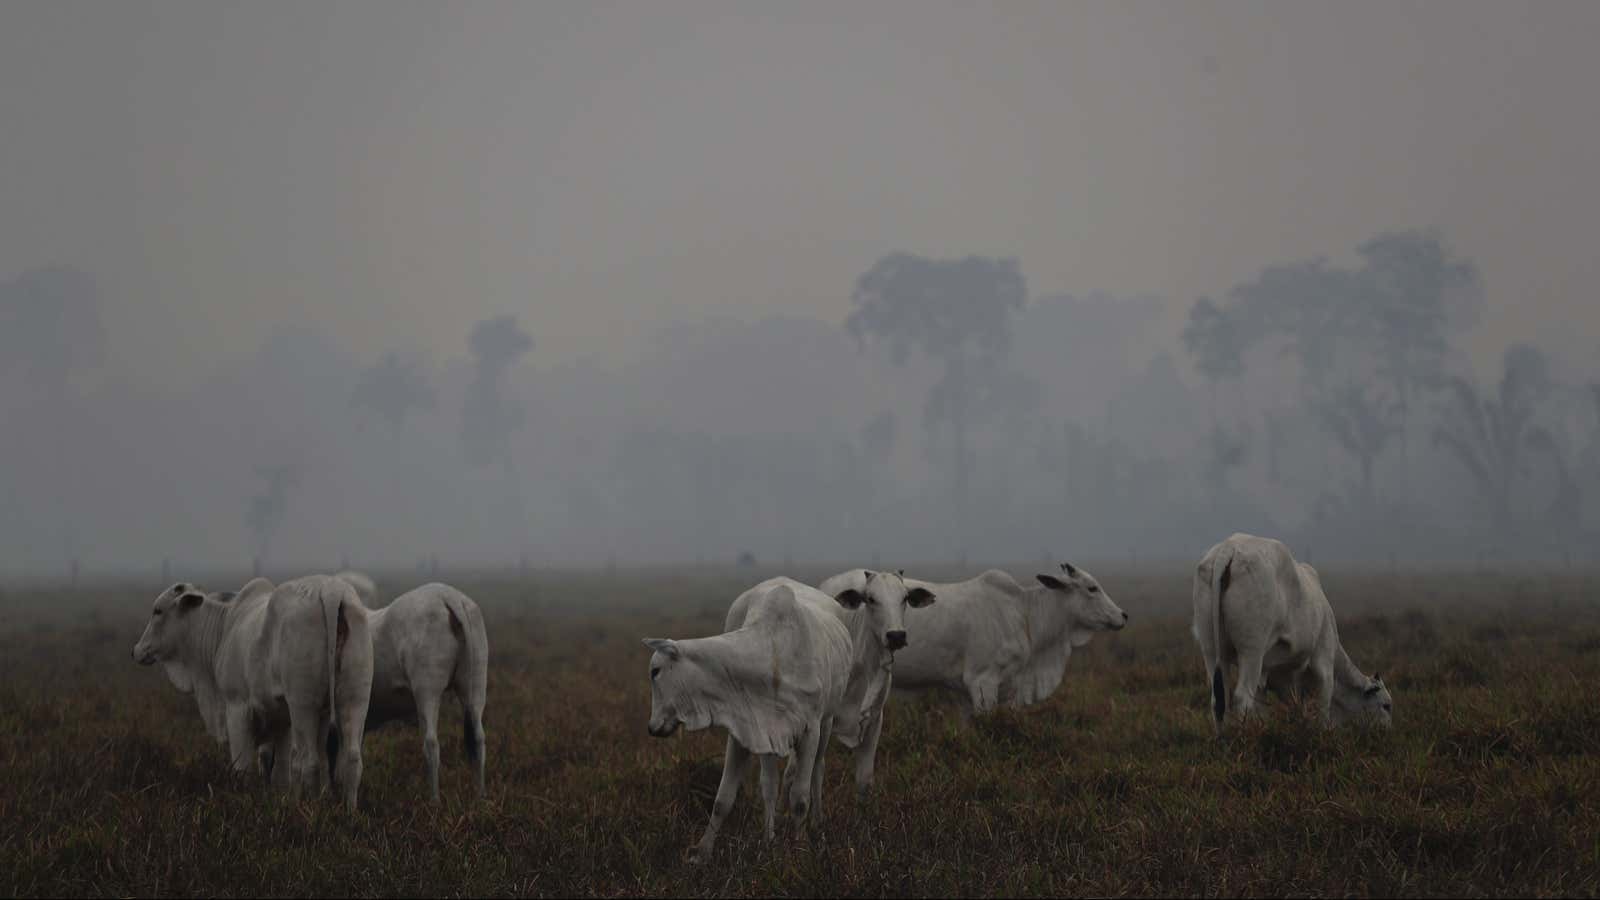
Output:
[
  {"xmin": 885, "ymin": 630, "xmax": 907, "ymax": 651},
  {"xmin": 133, "ymin": 644, "xmax": 157, "ymax": 665},
  {"xmin": 647, "ymin": 719, "xmax": 680, "ymax": 738}
]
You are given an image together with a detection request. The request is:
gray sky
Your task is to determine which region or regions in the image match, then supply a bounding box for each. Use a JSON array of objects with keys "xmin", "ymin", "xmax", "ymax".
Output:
[{"xmin": 4, "ymin": 0, "xmax": 1597, "ymax": 385}]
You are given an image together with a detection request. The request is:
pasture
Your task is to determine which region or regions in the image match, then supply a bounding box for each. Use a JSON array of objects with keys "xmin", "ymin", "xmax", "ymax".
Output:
[{"xmin": 2, "ymin": 565, "xmax": 1599, "ymax": 897}]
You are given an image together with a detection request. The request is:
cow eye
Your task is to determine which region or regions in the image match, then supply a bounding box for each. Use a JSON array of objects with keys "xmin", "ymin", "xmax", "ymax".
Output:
[
  {"xmin": 153, "ymin": 608, "xmax": 164, "ymax": 617},
  {"xmin": 650, "ymin": 667, "xmax": 661, "ymax": 680},
  {"xmin": 1088, "ymin": 585, "xmax": 1100, "ymax": 593}
]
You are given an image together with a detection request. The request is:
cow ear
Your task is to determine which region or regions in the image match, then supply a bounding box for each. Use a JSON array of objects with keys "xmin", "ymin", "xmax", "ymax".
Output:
[
  {"xmin": 642, "ymin": 638, "xmax": 680, "ymax": 660},
  {"xmin": 1060, "ymin": 562, "xmax": 1079, "ymax": 578},
  {"xmin": 180, "ymin": 592, "xmax": 205, "ymax": 610},
  {"xmin": 834, "ymin": 589, "xmax": 866, "ymax": 610},
  {"xmin": 863, "ymin": 570, "xmax": 876, "ymax": 582},
  {"xmin": 1036, "ymin": 574, "xmax": 1068, "ymax": 591},
  {"xmin": 906, "ymin": 587, "xmax": 936, "ymax": 608}
]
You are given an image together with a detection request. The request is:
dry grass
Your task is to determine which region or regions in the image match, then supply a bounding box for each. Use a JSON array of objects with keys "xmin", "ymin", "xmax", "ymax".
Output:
[{"xmin": 2, "ymin": 567, "xmax": 1598, "ymax": 897}]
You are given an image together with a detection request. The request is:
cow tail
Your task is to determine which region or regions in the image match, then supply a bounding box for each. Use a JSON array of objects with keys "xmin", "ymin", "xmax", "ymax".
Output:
[
  {"xmin": 1211, "ymin": 551, "xmax": 1233, "ymax": 727},
  {"xmin": 323, "ymin": 588, "xmax": 345, "ymax": 780},
  {"xmin": 441, "ymin": 588, "xmax": 488, "ymax": 762}
]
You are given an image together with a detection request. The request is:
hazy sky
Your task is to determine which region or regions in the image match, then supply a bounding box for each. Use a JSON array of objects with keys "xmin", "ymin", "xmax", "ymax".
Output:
[{"xmin": 4, "ymin": 0, "xmax": 1596, "ymax": 385}]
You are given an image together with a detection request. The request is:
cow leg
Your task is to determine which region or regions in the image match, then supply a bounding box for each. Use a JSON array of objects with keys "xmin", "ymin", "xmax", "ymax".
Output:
[
  {"xmin": 287, "ymin": 703, "xmax": 324, "ymax": 800},
  {"xmin": 759, "ymin": 755, "xmax": 782, "ymax": 842},
  {"xmin": 808, "ymin": 716, "xmax": 833, "ymax": 831},
  {"xmin": 965, "ymin": 673, "xmax": 1003, "ymax": 717},
  {"xmin": 692, "ymin": 738, "xmax": 752, "ymax": 865},
  {"xmin": 267, "ymin": 731, "xmax": 294, "ymax": 788},
  {"xmin": 1305, "ymin": 663, "xmax": 1336, "ymax": 728},
  {"xmin": 787, "ymin": 722, "xmax": 822, "ymax": 830},
  {"xmin": 460, "ymin": 692, "xmax": 487, "ymax": 799},
  {"xmin": 851, "ymin": 708, "xmax": 886, "ymax": 802},
  {"xmin": 332, "ymin": 696, "xmax": 368, "ymax": 813},
  {"xmin": 416, "ymin": 690, "xmax": 443, "ymax": 802},
  {"xmin": 225, "ymin": 704, "xmax": 257, "ymax": 773},
  {"xmin": 1230, "ymin": 646, "xmax": 1267, "ymax": 721}
]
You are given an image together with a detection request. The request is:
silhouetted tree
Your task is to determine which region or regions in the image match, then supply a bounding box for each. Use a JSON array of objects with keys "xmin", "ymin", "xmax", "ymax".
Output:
[
  {"xmin": 352, "ymin": 352, "xmax": 435, "ymax": 432},
  {"xmin": 1357, "ymin": 230, "xmax": 1481, "ymax": 468},
  {"xmin": 1313, "ymin": 381, "xmax": 1398, "ymax": 507},
  {"xmin": 245, "ymin": 464, "xmax": 298, "ymax": 570},
  {"xmin": 1433, "ymin": 345, "xmax": 1555, "ymax": 533},
  {"xmin": 1182, "ymin": 296, "xmax": 1246, "ymax": 424},
  {"xmin": 461, "ymin": 316, "xmax": 532, "ymax": 472},
  {"xmin": 0, "ymin": 265, "xmax": 105, "ymax": 392},
  {"xmin": 846, "ymin": 254, "xmax": 1026, "ymax": 525}
]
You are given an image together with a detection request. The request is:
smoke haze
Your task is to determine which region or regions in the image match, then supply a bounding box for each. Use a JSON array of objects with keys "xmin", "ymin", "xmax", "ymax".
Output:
[{"xmin": 2, "ymin": 1, "xmax": 1597, "ymax": 575}]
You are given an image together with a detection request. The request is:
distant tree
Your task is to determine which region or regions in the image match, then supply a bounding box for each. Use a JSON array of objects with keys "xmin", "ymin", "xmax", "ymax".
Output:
[
  {"xmin": 1182, "ymin": 296, "xmax": 1246, "ymax": 423},
  {"xmin": 860, "ymin": 410, "xmax": 897, "ymax": 469},
  {"xmin": 352, "ymin": 352, "xmax": 435, "ymax": 432},
  {"xmin": 846, "ymin": 254, "xmax": 1026, "ymax": 523},
  {"xmin": 1312, "ymin": 381, "xmax": 1398, "ymax": 507},
  {"xmin": 245, "ymin": 464, "xmax": 299, "ymax": 569},
  {"xmin": 1432, "ymin": 345, "xmax": 1555, "ymax": 533},
  {"xmin": 0, "ymin": 265, "xmax": 105, "ymax": 392},
  {"xmin": 461, "ymin": 316, "xmax": 533, "ymax": 472},
  {"xmin": 1357, "ymin": 230, "xmax": 1481, "ymax": 466}
]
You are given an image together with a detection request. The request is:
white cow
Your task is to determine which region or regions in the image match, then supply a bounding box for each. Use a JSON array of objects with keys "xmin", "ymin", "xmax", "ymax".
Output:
[
  {"xmin": 1193, "ymin": 533, "xmax": 1392, "ymax": 733},
  {"xmin": 645, "ymin": 580, "xmax": 853, "ymax": 863},
  {"xmin": 133, "ymin": 575, "xmax": 375, "ymax": 810},
  {"xmin": 821, "ymin": 563, "xmax": 1127, "ymax": 718},
  {"xmin": 335, "ymin": 575, "xmax": 489, "ymax": 801},
  {"xmin": 742, "ymin": 570, "xmax": 935, "ymax": 802}
]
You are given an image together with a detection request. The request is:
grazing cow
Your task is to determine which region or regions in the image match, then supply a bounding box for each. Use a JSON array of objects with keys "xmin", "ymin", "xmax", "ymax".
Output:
[
  {"xmin": 132, "ymin": 575, "xmax": 375, "ymax": 809},
  {"xmin": 1193, "ymin": 533, "xmax": 1392, "ymax": 733},
  {"xmin": 753, "ymin": 570, "xmax": 935, "ymax": 801},
  {"xmin": 645, "ymin": 580, "xmax": 853, "ymax": 863},
  {"xmin": 822, "ymin": 563, "xmax": 1127, "ymax": 718},
  {"xmin": 337, "ymin": 576, "xmax": 489, "ymax": 801}
]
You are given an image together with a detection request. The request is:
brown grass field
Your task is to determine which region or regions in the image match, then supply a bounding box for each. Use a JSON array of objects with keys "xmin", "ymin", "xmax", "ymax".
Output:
[{"xmin": 2, "ymin": 565, "xmax": 1599, "ymax": 897}]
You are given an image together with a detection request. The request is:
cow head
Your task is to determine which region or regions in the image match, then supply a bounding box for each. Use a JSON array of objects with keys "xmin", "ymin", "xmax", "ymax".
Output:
[
  {"xmin": 1035, "ymin": 562, "xmax": 1128, "ymax": 638},
  {"xmin": 132, "ymin": 583, "xmax": 208, "ymax": 668},
  {"xmin": 832, "ymin": 569, "xmax": 935, "ymax": 653},
  {"xmin": 643, "ymin": 638, "xmax": 687, "ymax": 737},
  {"xmin": 1333, "ymin": 673, "xmax": 1393, "ymax": 728}
]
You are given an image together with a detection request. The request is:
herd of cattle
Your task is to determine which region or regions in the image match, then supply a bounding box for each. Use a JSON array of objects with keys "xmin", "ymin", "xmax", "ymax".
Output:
[{"xmin": 130, "ymin": 532, "xmax": 1392, "ymax": 862}]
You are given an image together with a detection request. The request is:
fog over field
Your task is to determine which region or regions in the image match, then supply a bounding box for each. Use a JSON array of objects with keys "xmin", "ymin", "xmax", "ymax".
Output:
[{"xmin": 3, "ymin": 1, "xmax": 1599, "ymax": 576}]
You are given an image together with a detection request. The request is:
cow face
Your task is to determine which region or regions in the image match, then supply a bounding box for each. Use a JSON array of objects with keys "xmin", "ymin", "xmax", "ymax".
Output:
[
  {"xmin": 1035, "ymin": 562, "xmax": 1129, "ymax": 632},
  {"xmin": 1334, "ymin": 674, "xmax": 1393, "ymax": 728},
  {"xmin": 832, "ymin": 570, "xmax": 935, "ymax": 652},
  {"xmin": 643, "ymin": 638, "xmax": 686, "ymax": 737},
  {"xmin": 132, "ymin": 583, "xmax": 207, "ymax": 665}
]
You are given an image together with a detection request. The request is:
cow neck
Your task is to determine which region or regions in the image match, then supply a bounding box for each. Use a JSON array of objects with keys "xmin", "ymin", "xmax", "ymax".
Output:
[
  {"xmin": 1017, "ymin": 585, "xmax": 1073, "ymax": 652},
  {"xmin": 180, "ymin": 600, "xmax": 230, "ymax": 689},
  {"xmin": 685, "ymin": 630, "xmax": 770, "ymax": 686},
  {"xmin": 1331, "ymin": 641, "xmax": 1369, "ymax": 690}
]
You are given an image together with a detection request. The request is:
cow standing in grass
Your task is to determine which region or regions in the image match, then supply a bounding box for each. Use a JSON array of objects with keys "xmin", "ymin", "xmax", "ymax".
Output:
[
  {"xmin": 644, "ymin": 581, "xmax": 853, "ymax": 863},
  {"xmin": 822, "ymin": 563, "xmax": 1127, "ymax": 718},
  {"xmin": 132, "ymin": 575, "xmax": 374, "ymax": 810},
  {"xmin": 335, "ymin": 573, "xmax": 489, "ymax": 800},
  {"xmin": 755, "ymin": 570, "xmax": 935, "ymax": 801},
  {"xmin": 1193, "ymin": 533, "xmax": 1392, "ymax": 733}
]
